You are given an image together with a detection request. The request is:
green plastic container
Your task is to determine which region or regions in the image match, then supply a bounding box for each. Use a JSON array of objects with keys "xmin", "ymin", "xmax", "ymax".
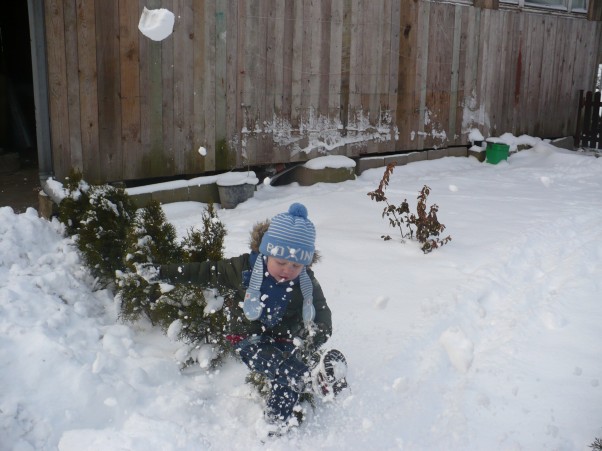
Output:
[{"xmin": 486, "ymin": 142, "xmax": 509, "ymax": 164}]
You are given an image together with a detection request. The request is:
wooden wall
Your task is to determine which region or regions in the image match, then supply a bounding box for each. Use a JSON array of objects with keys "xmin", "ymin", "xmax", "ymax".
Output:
[{"xmin": 43, "ymin": 0, "xmax": 602, "ymax": 184}]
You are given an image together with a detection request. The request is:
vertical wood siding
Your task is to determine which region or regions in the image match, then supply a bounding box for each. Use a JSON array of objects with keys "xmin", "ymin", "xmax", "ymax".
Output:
[{"xmin": 44, "ymin": 0, "xmax": 602, "ymax": 184}]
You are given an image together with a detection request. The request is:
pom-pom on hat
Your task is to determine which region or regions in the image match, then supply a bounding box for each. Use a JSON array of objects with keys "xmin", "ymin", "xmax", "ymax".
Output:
[{"xmin": 259, "ymin": 203, "xmax": 316, "ymax": 266}]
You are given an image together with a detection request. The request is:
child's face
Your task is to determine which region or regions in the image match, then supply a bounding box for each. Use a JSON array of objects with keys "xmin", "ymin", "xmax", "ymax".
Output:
[{"xmin": 266, "ymin": 257, "xmax": 304, "ymax": 282}]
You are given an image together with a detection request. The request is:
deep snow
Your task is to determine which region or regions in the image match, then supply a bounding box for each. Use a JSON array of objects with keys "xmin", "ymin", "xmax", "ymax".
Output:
[{"xmin": 1, "ymin": 140, "xmax": 601, "ymax": 450}]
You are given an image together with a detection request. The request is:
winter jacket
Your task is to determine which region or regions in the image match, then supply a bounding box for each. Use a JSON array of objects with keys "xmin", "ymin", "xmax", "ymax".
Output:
[{"xmin": 158, "ymin": 252, "xmax": 332, "ymax": 349}]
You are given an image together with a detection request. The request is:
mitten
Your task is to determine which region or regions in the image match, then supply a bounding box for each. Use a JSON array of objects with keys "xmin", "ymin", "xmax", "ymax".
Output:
[
  {"xmin": 243, "ymin": 288, "xmax": 263, "ymax": 321},
  {"xmin": 302, "ymin": 297, "xmax": 315, "ymax": 326}
]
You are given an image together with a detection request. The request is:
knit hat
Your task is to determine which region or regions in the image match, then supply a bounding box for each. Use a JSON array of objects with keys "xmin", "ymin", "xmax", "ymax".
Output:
[
  {"xmin": 243, "ymin": 203, "xmax": 317, "ymax": 326},
  {"xmin": 259, "ymin": 203, "xmax": 316, "ymax": 266}
]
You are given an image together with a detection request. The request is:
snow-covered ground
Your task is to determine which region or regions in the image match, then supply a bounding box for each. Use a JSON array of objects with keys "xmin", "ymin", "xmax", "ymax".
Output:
[{"xmin": 1, "ymin": 140, "xmax": 601, "ymax": 450}]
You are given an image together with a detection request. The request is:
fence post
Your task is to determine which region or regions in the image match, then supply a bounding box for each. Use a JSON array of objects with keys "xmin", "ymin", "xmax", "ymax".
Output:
[{"xmin": 575, "ymin": 90, "xmax": 584, "ymax": 148}]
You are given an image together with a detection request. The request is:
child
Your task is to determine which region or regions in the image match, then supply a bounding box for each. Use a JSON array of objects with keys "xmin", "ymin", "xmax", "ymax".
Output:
[{"xmin": 158, "ymin": 203, "xmax": 347, "ymax": 432}]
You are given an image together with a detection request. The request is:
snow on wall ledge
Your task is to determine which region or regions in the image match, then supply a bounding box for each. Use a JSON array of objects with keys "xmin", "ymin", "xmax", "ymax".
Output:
[{"xmin": 236, "ymin": 108, "xmax": 399, "ymax": 161}]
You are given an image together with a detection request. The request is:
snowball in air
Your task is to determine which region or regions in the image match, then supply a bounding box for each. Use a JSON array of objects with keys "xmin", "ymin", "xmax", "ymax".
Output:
[
  {"xmin": 198, "ymin": 146, "xmax": 207, "ymax": 157},
  {"xmin": 138, "ymin": 7, "xmax": 175, "ymax": 42}
]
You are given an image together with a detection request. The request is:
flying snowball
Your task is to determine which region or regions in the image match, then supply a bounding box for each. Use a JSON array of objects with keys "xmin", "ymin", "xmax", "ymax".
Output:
[
  {"xmin": 198, "ymin": 146, "xmax": 207, "ymax": 157},
  {"xmin": 138, "ymin": 7, "xmax": 175, "ymax": 41},
  {"xmin": 449, "ymin": 184, "xmax": 458, "ymax": 192}
]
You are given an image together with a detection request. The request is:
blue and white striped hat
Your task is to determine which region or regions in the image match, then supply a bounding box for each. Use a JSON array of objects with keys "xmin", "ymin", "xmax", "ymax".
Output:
[
  {"xmin": 243, "ymin": 203, "xmax": 317, "ymax": 324},
  {"xmin": 259, "ymin": 203, "xmax": 316, "ymax": 266}
]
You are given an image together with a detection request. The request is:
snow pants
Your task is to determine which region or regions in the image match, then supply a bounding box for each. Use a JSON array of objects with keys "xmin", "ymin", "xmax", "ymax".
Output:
[{"xmin": 237, "ymin": 335, "xmax": 309, "ymax": 423}]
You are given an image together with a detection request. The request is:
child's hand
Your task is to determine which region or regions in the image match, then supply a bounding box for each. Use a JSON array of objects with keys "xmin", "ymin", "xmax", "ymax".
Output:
[
  {"xmin": 243, "ymin": 288, "xmax": 263, "ymax": 320},
  {"xmin": 303, "ymin": 300, "xmax": 315, "ymax": 325}
]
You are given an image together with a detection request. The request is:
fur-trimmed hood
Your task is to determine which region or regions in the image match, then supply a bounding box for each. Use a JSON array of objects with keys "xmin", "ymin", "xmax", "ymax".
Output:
[{"xmin": 249, "ymin": 220, "xmax": 321, "ymax": 266}]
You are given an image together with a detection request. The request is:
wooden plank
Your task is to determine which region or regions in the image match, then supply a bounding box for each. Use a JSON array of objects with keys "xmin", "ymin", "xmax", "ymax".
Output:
[
  {"xmin": 475, "ymin": 8, "xmax": 491, "ymax": 137},
  {"xmin": 339, "ymin": 0, "xmax": 352, "ymax": 132},
  {"xmin": 488, "ymin": 9, "xmax": 505, "ymax": 137},
  {"xmin": 300, "ymin": 1, "xmax": 313, "ymax": 116},
  {"xmin": 511, "ymin": 11, "xmax": 526, "ymax": 135},
  {"xmin": 95, "ymin": 0, "xmax": 122, "ymax": 181},
  {"xmin": 290, "ymin": 0, "xmax": 304, "ymax": 129},
  {"xmin": 161, "ymin": 0, "xmax": 175, "ymax": 175},
  {"xmin": 225, "ymin": 0, "xmax": 239, "ymax": 169},
  {"xmin": 544, "ymin": 15, "xmax": 565, "ymax": 135},
  {"xmin": 267, "ymin": 0, "xmax": 285, "ymax": 116},
  {"xmin": 368, "ymin": 0, "xmax": 388, "ymax": 154},
  {"xmin": 448, "ymin": 4, "xmax": 462, "ymax": 145},
  {"xmin": 395, "ymin": 0, "xmax": 419, "ymax": 150},
  {"xmin": 452, "ymin": 4, "xmax": 469, "ymax": 145},
  {"xmin": 238, "ymin": 0, "xmax": 258, "ymax": 165},
  {"xmin": 214, "ymin": 0, "xmax": 228, "ymax": 169},
  {"xmin": 76, "ymin": 0, "xmax": 100, "ymax": 183},
  {"xmin": 359, "ymin": 0, "xmax": 373, "ymax": 122},
  {"xmin": 524, "ymin": 13, "xmax": 545, "ymax": 136},
  {"xmin": 569, "ymin": 20, "xmax": 595, "ymax": 139},
  {"xmin": 500, "ymin": 9, "xmax": 518, "ymax": 135},
  {"xmin": 281, "ymin": 0, "xmax": 294, "ymax": 122},
  {"xmin": 329, "ymin": 0, "xmax": 344, "ymax": 117},
  {"xmin": 192, "ymin": 0, "xmax": 207, "ymax": 173},
  {"xmin": 535, "ymin": 14, "xmax": 557, "ymax": 137},
  {"xmin": 415, "ymin": 0, "xmax": 430, "ymax": 149},
  {"xmin": 63, "ymin": 0, "xmax": 83, "ymax": 173},
  {"xmin": 425, "ymin": 2, "xmax": 453, "ymax": 149},
  {"xmin": 387, "ymin": 0, "xmax": 400, "ymax": 147},
  {"xmin": 559, "ymin": 18, "xmax": 579, "ymax": 137},
  {"xmin": 460, "ymin": 6, "xmax": 481, "ymax": 138},
  {"xmin": 44, "ymin": 0, "xmax": 71, "ymax": 179},
  {"xmin": 318, "ymin": 0, "xmax": 332, "ymax": 118},
  {"xmin": 254, "ymin": 0, "xmax": 269, "ymax": 165},
  {"xmin": 119, "ymin": 0, "xmax": 142, "ymax": 179},
  {"xmin": 172, "ymin": 0, "xmax": 195, "ymax": 174},
  {"xmin": 204, "ymin": 0, "xmax": 217, "ymax": 171},
  {"xmin": 348, "ymin": 0, "xmax": 362, "ymax": 112},
  {"xmin": 138, "ymin": 0, "xmax": 165, "ymax": 178}
]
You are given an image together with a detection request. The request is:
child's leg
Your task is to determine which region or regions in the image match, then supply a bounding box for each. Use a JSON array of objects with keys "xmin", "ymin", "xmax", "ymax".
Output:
[{"xmin": 237, "ymin": 335, "xmax": 309, "ymax": 422}]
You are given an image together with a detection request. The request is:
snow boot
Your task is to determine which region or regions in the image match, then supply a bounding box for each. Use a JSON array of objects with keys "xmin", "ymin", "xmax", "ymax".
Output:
[{"xmin": 307, "ymin": 349, "xmax": 348, "ymax": 399}]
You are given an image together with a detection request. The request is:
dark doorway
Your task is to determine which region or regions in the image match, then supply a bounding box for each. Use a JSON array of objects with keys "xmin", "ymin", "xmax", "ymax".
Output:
[
  {"xmin": 0, "ymin": 2, "xmax": 40, "ymax": 211},
  {"xmin": 1, "ymin": 1, "xmax": 36, "ymax": 164}
]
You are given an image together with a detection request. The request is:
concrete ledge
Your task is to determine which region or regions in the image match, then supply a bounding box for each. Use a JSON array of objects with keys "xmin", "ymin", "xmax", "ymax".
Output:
[
  {"xmin": 355, "ymin": 156, "xmax": 384, "ymax": 175},
  {"xmin": 189, "ymin": 183, "xmax": 220, "ymax": 204},
  {"xmin": 151, "ymin": 186, "xmax": 190, "ymax": 205},
  {"xmin": 551, "ymin": 136, "xmax": 574, "ymax": 150},
  {"xmin": 384, "ymin": 153, "xmax": 409, "ymax": 167},
  {"xmin": 128, "ymin": 183, "xmax": 222, "ymax": 208},
  {"xmin": 427, "ymin": 148, "xmax": 448, "ymax": 160},
  {"xmin": 407, "ymin": 151, "xmax": 428, "ymax": 163},
  {"xmin": 129, "ymin": 192, "xmax": 153, "ymax": 209},
  {"xmin": 448, "ymin": 146, "xmax": 468, "ymax": 157},
  {"xmin": 468, "ymin": 147, "xmax": 486, "ymax": 162},
  {"xmin": 296, "ymin": 166, "xmax": 356, "ymax": 186}
]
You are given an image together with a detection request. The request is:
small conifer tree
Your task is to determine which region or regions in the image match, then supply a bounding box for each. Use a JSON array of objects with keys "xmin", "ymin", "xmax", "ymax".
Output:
[
  {"xmin": 58, "ymin": 170, "xmax": 91, "ymax": 236},
  {"xmin": 58, "ymin": 175, "xmax": 232, "ymax": 368},
  {"xmin": 117, "ymin": 200, "xmax": 182, "ymax": 322},
  {"xmin": 59, "ymin": 180, "xmax": 137, "ymax": 286}
]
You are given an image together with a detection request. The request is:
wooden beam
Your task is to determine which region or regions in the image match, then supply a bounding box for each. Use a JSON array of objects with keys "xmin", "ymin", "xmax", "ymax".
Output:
[{"xmin": 474, "ymin": 0, "xmax": 499, "ymax": 10}]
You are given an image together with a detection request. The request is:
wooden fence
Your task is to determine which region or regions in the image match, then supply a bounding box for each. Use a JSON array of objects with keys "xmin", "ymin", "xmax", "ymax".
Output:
[
  {"xmin": 576, "ymin": 90, "xmax": 602, "ymax": 149},
  {"xmin": 42, "ymin": 0, "xmax": 602, "ymax": 184}
]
